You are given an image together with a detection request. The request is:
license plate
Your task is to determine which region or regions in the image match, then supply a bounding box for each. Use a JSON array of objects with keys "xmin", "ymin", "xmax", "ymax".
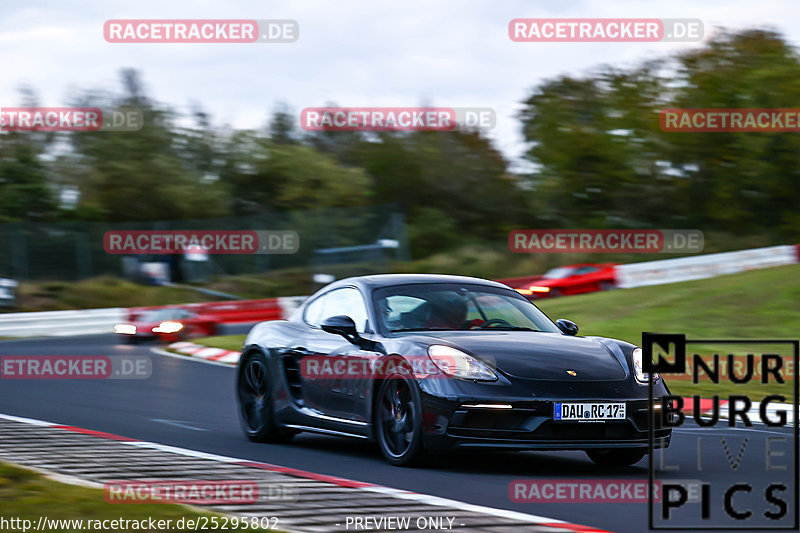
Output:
[{"xmin": 554, "ymin": 402, "xmax": 626, "ymax": 421}]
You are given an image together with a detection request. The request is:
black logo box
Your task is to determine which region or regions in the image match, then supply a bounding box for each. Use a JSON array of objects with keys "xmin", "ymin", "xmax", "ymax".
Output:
[{"xmin": 644, "ymin": 333, "xmax": 799, "ymax": 531}]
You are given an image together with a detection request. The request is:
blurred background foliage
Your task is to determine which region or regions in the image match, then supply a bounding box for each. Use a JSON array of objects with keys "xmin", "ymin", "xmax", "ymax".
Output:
[{"xmin": 1, "ymin": 28, "xmax": 799, "ymax": 262}]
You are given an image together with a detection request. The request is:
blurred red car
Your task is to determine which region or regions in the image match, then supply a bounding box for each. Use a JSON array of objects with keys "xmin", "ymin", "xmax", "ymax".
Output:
[
  {"xmin": 114, "ymin": 307, "xmax": 217, "ymax": 343},
  {"xmin": 498, "ymin": 263, "xmax": 617, "ymax": 299}
]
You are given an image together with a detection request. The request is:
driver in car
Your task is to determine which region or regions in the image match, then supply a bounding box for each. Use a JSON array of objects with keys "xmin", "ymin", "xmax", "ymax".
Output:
[{"xmin": 425, "ymin": 293, "xmax": 485, "ymax": 329}]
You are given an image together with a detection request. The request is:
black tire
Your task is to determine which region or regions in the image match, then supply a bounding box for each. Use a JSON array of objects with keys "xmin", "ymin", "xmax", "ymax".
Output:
[
  {"xmin": 237, "ymin": 351, "xmax": 296, "ymax": 443},
  {"xmin": 586, "ymin": 448, "xmax": 646, "ymax": 466},
  {"xmin": 599, "ymin": 281, "xmax": 616, "ymax": 291},
  {"xmin": 375, "ymin": 371, "xmax": 427, "ymax": 466}
]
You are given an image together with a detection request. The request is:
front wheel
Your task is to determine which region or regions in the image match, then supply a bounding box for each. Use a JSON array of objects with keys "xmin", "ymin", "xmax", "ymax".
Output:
[
  {"xmin": 375, "ymin": 373, "xmax": 426, "ymax": 466},
  {"xmin": 237, "ymin": 351, "xmax": 296, "ymax": 443},
  {"xmin": 586, "ymin": 448, "xmax": 646, "ymax": 466}
]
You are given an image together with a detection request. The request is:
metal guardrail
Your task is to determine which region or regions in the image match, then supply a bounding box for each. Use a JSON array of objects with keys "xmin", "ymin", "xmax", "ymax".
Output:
[
  {"xmin": 0, "ymin": 308, "xmax": 125, "ymax": 337},
  {"xmin": 615, "ymin": 244, "xmax": 800, "ymax": 288}
]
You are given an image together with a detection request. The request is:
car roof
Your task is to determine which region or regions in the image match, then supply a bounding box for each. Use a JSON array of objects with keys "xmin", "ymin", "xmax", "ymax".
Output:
[{"xmin": 327, "ymin": 273, "xmax": 511, "ymax": 292}]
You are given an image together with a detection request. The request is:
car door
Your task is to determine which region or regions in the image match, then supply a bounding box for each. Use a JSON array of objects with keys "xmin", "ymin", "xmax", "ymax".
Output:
[
  {"xmin": 289, "ymin": 292, "xmax": 338, "ymax": 416},
  {"xmin": 570, "ymin": 265, "xmax": 600, "ymax": 294},
  {"xmin": 298, "ymin": 287, "xmax": 375, "ymax": 422}
]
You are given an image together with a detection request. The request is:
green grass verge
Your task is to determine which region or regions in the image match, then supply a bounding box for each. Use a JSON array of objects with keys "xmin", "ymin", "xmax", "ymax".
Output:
[
  {"xmin": 5, "ymin": 271, "xmax": 314, "ymax": 313},
  {"xmin": 535, "ymin": 264, "xmax": 800, "ymax": 341},
  {"xmin": 0, "ymin": 461, "xmax": 280, "ymax": 532},
  {"xmin": 12, "ymin": 277, "xmax": 214, "ymax": 312}
]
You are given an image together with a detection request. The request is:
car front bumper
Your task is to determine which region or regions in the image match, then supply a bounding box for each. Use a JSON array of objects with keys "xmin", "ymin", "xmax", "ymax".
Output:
[{"xmin": 417, "ymin": 382, "xmax": 673, "ymax": 451}]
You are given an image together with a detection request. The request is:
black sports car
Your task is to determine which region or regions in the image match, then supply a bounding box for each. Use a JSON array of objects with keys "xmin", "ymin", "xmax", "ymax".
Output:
[{"xmin": 236, "ymin": 274, "xmax": 672, "ymax": 466}]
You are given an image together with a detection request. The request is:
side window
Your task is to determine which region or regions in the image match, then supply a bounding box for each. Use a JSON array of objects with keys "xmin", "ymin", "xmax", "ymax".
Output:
[
  {"xmin": 379, "ymin": 295, "xmax": 427, "ymax": 330},
  {"xmin": 574, "ymin": 266, "xmax": 598, "ymax": 275},
  {"xmin": 322, "ymin": 287, "xmax": 369, "ymax": 333},
  {"xmin": 303, "ymin": 294, "xmax": 327, "ymax": 328},
  {"xmin": 169, "ymin": 309, "xmax": 187, "ymax": 320}
]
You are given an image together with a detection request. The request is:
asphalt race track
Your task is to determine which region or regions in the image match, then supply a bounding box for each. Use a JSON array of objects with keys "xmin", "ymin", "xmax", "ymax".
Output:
[{"xmin": 1, "ymin": 332, "xmax": 796, "ymax": 533}]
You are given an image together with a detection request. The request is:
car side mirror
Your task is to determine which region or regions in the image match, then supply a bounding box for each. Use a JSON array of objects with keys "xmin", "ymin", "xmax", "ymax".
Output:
[
  {"xmin": 321, "ymin": 315, "xmax": 360, "ymax": 344},
  {"xmin": 556, "ymin": 319, "xmax": 579, "ymax": 336}
]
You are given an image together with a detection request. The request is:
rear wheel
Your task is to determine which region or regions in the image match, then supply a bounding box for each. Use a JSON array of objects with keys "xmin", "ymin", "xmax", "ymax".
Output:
[
  {"xmin": 237, "ymin": 351, "xmax": 296, "ymax": 443},
  {"xmin": 375, "ymin": 373, "xmax": 426, "ymax": 466},
  {"xmin": 586, "ymin": 448, "xmax": 646, "ymax": 466}
]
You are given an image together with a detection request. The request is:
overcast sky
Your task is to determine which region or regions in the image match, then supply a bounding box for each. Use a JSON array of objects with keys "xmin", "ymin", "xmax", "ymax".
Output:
[{"xmin": 2, "ymin": 1, "xmax": 798, "ymax": 168}]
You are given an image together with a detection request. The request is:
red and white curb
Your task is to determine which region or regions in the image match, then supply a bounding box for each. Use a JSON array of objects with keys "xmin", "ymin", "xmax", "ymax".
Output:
[
  {"xmin": 169, "ymin": 341, "xmax": 242, "ymax": 364},
  {"xmin": 0, "ymin": 412, "xmax": 607, "ymax": 533}
]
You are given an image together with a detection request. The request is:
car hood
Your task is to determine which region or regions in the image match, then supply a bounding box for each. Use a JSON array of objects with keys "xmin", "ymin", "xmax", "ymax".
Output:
[{"xmin": 421, "ymin": 331, "xmax": 628, "ymax": 381}]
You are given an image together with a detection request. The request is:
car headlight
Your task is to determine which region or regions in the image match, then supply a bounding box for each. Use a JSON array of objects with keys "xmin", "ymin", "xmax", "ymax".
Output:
[
  {"xmin": 632, "ymin": 347, "xmax": 659, "ymax": 384},
  {"xmin": 114, "ymin": 324, "xmax": 136, "ymax": 335},
  {"xmin": 152, "ymin": 321, "xmax": 184, "ymax": 334},
  {"xmin": 427, "ymin": 345, "xmax": 497, "ymax": 381}
]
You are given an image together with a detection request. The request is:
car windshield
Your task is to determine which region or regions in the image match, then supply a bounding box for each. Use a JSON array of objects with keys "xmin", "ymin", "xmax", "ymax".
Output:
[
  {"xmin": 543, "ymin": 267, "xmax": 575, "ymax": 279},
  {"xmin": 373, "ymin": 283, "xmax": 561, "ymax": 334}
]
